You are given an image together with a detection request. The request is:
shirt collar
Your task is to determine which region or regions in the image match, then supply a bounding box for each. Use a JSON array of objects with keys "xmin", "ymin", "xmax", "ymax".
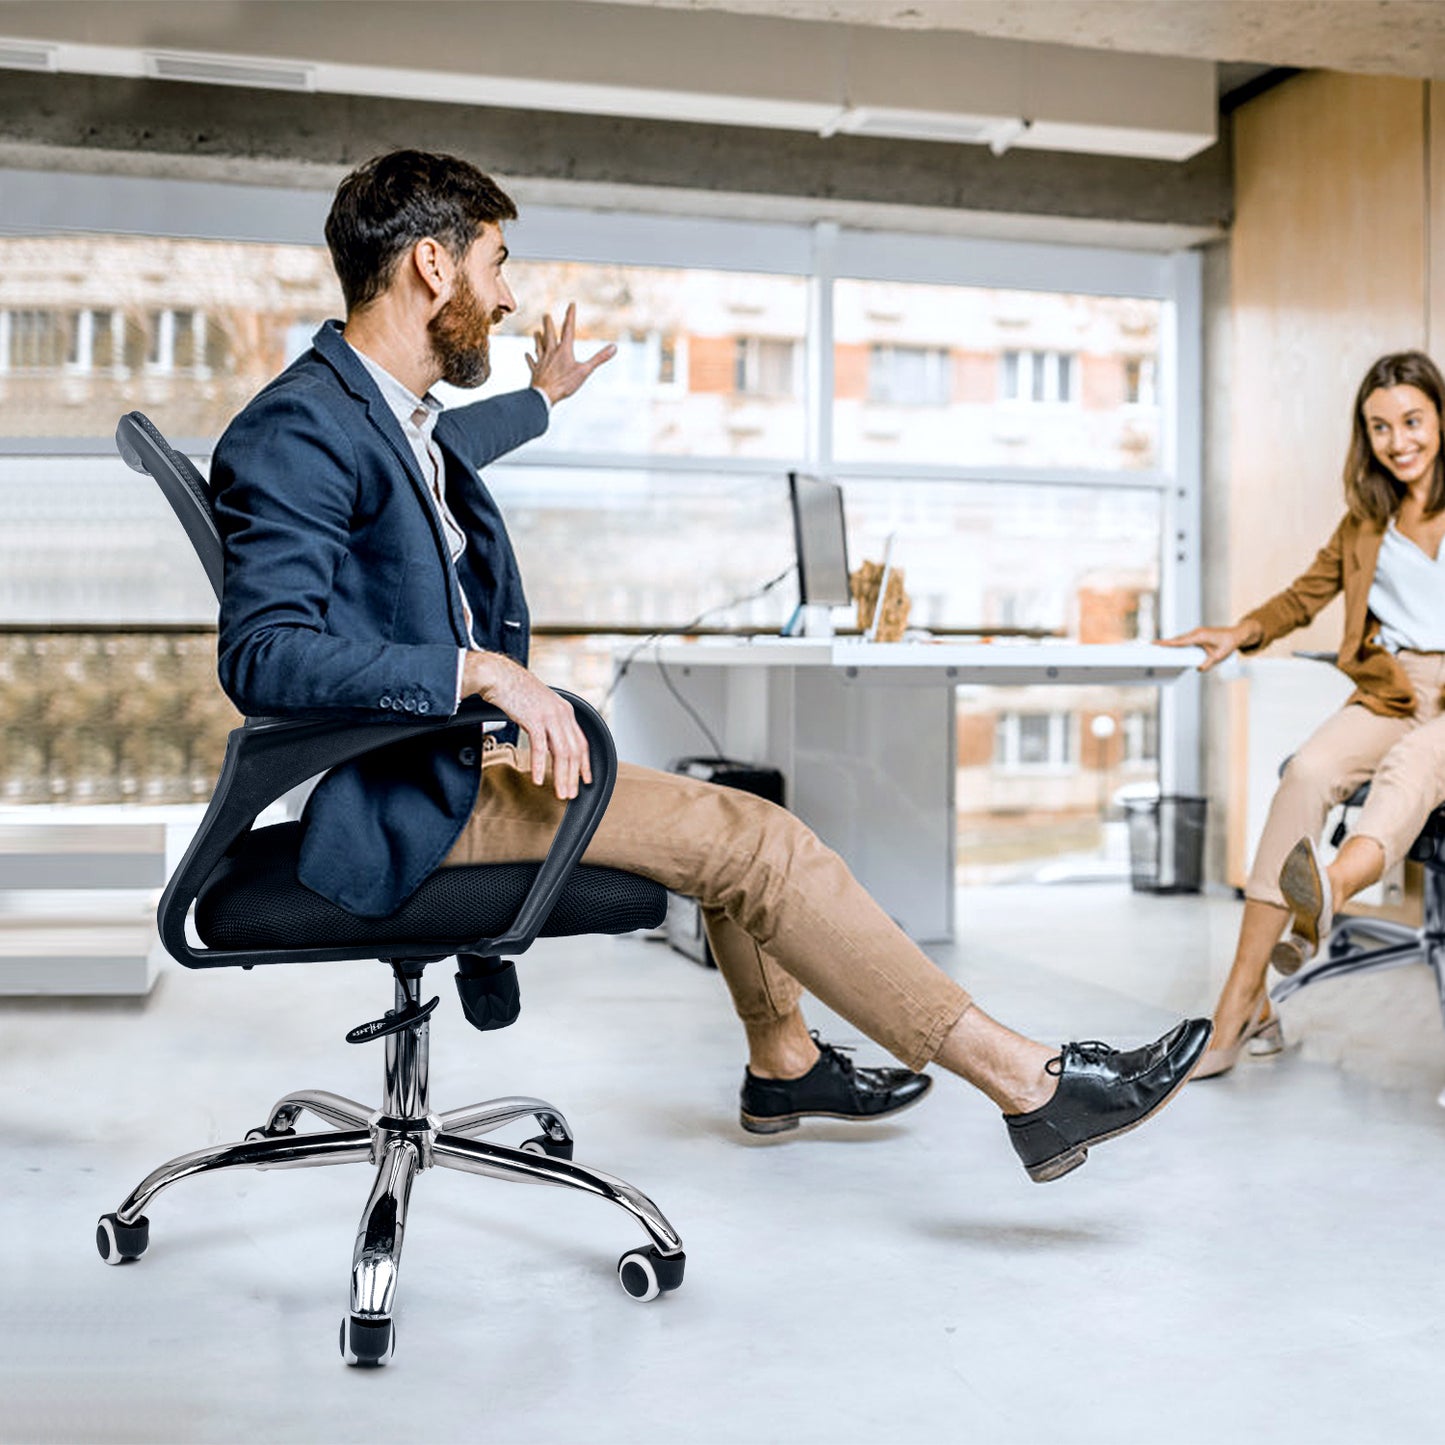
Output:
[{"xmin": 346, "ymin": 340, "xmax": 444, "ymax": 433}]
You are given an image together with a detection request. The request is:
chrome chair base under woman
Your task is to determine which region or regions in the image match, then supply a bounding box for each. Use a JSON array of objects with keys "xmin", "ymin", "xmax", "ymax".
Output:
[{"xmin": 1271, "ymin": 782, "xmax": 1445, "ymax": 1027}]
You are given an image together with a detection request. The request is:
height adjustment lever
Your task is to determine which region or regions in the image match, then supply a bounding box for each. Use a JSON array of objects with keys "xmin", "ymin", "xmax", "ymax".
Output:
[{"xmin": 345, "ymin": 993, "xmax": 440, "ymax": 1045}]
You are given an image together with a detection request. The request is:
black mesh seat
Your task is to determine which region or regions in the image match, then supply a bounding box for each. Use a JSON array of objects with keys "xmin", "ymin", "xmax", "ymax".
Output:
[
  {"xmin": 96, "ymin": 411, "xmax": 688, "ymax": 1368},
  {"xmin": 196, "ymin": 822, "xmax": 665, "ymax": 952}
]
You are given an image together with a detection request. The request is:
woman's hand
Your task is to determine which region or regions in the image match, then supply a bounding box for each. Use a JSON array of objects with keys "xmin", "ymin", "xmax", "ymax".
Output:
[
  {"xmin": 1159, "ymin": 620, "xmax": 1261, "ymax": 672},
  {"xmin": 462, "ymin": 651, "xmax": 592, "ymax": 799}
]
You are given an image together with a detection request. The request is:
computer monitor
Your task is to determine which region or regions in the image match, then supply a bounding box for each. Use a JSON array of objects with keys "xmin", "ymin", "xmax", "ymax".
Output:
[{"xmin": 788, "ymin": 472, "xmax": 852, "ymax": 608}]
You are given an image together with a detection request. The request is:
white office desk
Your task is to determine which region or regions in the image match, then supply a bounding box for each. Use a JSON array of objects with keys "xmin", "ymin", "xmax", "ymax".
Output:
[{"xmin": 610, "ymin": 637, "xmax": 1203, "ymax": 943}]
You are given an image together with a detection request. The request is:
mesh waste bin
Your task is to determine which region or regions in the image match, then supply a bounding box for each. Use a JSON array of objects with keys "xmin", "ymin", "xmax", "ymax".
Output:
[{"xmin": 1123, "ymin": 794, "xmax": 1207, "ymax": 894}]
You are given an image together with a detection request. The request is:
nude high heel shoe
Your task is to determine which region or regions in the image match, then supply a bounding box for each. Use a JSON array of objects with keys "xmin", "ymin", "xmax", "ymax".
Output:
[
  {"xmin": 1271, "ymin": 837, "xmax": 1333, "ymax": 977},
  {"xmin": 1190, "ymin": 998, "xmax": 1284, "ymax": 1080}
]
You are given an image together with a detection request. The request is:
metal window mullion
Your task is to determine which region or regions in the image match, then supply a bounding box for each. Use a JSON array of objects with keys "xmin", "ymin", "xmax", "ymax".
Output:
[
  {"xmin": 1157, "ymin": 249, "xmax": 1203, "ymax": 798},
  {"xmin": 806, "ymin": 221, "xmax": 837, "ymax": 474}
]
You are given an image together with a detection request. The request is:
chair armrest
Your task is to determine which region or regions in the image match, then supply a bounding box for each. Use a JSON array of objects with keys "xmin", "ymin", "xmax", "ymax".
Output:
[{"xmin": 158, "ymin": 691, "xmax": 619, "ymax": 968}]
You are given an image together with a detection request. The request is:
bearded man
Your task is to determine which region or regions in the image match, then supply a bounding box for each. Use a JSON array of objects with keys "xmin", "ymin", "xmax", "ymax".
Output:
[{"xmin": 210, "ymin": 150, "xmax": 1208, "ymax": 1180}]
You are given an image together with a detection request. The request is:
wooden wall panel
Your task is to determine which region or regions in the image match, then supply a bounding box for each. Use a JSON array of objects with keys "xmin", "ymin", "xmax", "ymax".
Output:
[
  {"xmin": 1230, "ymin": 73, "xmax": 1426, "ymax": 643},
  {"xmin": 1429, "ymin": 80, "xmax": 1445, "ymax": 358},
  {"xmin": 1222, "ymin": 72, "xmax": 1428, "ymax": 891}
]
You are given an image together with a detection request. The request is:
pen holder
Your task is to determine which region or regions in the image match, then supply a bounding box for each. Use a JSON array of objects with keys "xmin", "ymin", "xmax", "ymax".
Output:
[{"xmin": 852, "ymin": 560, "xmax": 911, "ymax": 642}]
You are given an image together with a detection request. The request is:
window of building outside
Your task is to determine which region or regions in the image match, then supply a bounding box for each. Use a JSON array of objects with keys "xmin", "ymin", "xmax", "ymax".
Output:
[
  {"xmin": 1001, "ymin": 347, "xmax": 1078, "ymax": 404},
  {"xmin": 867, "ymin": 344, "xmax": 951, "ymax": 406},
  {"xmin": 1125, "ymin": 355, "xmax": 1157, "ymax": 407},
  {"xmin": 1122, "ymin": 707, "xmax": 1159, "ymax": 764},
  {"xmin": 994, "ymin": 710, "xmax": 1075, "ymax": 770},
  {"xmin": 0, "ymin": 213, "xmax": 1183, "ymax": 887},
  {"xmin": 733, "ymin": 336, "xmax": 798, "ymax": 398}
]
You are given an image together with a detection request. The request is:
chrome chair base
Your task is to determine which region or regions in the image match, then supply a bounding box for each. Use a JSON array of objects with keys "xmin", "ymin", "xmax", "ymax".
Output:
[
  {"xmin": 1271, "ymin": 917, "xmax": 1445, "ymax": 1013},
  {"xmin": 97, "ymin": 970, "xmax": 685, "ymax": 1366},
  {"xmin": 1271, "ymin": 863, "xmax": 1445, "ymax": 1024}
]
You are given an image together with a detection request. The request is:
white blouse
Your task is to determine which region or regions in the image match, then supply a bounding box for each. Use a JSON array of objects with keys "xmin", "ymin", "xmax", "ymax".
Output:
[{"xmin": 1368, "ymin": 520, "xmax": 1445, "ymax": 653}]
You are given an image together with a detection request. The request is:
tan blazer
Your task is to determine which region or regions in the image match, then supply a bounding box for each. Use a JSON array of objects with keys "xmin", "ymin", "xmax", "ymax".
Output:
[{"xmin": 1241, "ymin": 511, "xmax": 1417, "ymax": 718}]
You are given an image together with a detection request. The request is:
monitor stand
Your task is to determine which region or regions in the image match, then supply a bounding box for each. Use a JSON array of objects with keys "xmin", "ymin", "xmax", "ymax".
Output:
[{"xmin": 782, "ymin": 603, "xmax": 836, "ymax": 639}]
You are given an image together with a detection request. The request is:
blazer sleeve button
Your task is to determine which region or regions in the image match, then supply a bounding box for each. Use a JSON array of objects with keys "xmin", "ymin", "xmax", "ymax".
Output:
[
  {"xmin": 379, "ymin": 695, "xmax": 391, "ymax": 708},
  {"xmin": 458, "ymin": 747, "xmax": 478, "ymax": 766},
  {"xmin": 418, "ymin": 700, "xmax": 430, "ymax": 713},
  {"xmin": 404, "ymin": 698, "xmax": 417, "ymax": 712}
]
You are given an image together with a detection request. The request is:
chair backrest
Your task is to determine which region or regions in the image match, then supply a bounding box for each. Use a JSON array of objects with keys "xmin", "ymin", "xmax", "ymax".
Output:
[{"xmin": 115, "ymin": 411, "xmax": 224, "ymax": 603}]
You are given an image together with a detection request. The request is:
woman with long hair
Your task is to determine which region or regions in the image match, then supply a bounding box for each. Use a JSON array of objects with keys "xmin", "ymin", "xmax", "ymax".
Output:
[{"xmin": 1165, "ymin": 350, "xmax": 1445, "ymax": 1077}]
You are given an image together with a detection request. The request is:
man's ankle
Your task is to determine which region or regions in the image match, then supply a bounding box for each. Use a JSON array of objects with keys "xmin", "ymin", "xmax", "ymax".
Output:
[{"xmin": 745, "ymin": 1016, "xmax": 820, "ymax": 1080}]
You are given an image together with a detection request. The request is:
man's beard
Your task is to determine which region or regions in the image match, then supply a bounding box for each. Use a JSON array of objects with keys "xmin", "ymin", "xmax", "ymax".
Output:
[{"xmin": 429, "ymin": 271, "xmax": 505, "ymax": 389}]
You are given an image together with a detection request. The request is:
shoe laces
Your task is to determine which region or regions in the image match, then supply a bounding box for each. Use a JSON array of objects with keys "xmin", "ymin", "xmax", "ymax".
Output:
[
  {"xmin": 810, "ymin": 1030, "xmax": 855, "ymax": 1075},
  {"xmin": 1045, "ymin": 1040, "xmax": 1111, "ymax": 1075}
]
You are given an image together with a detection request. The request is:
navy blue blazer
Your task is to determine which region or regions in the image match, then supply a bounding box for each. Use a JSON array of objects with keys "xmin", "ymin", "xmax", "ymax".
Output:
[{"xmin": 211, "ymin": 320, "xmax": 548, "ymax": 916}]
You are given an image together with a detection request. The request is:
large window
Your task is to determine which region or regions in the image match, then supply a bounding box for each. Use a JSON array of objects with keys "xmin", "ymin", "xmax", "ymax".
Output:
[
  {"xmin": 0, "ymin": 176, "xmax": 1198, "ymax": 883},
  {"xmin": 833, "ymin": 278, "xmax": 1160, "ymax": 470}
]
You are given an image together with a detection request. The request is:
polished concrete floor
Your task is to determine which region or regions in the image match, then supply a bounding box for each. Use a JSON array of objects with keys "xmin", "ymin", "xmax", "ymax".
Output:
[{"xmin": 6, "ymin": 883, "xmax": 1445, "ymax": 1444}]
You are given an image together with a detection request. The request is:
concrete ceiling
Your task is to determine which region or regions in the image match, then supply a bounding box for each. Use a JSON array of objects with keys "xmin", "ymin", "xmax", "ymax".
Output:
[{"xmin": 592, "ymin": 0, "xmax": 1445, "ymax": 78}]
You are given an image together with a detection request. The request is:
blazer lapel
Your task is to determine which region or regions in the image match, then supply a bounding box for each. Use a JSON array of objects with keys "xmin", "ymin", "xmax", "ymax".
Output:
[
  {"xmin": 1343, "ymin": 517, "xmax": 1385, "ymax": 653},
  {"xmin": 310, "ymin": 321, "xmax": 472, "ymax": 643},
  {"xmin": 311, "ymin": 322, "xmax": 427, "ymax": 487}
]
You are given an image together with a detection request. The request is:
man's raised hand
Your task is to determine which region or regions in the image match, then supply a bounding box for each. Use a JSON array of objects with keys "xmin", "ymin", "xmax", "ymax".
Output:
[
  {"xmin": 462, "ymin": 651, "xmax": 592, "ymax": 799},
  {"xmin": 526, "ymin": 302, "xmax": 616, "ymax": 404}
]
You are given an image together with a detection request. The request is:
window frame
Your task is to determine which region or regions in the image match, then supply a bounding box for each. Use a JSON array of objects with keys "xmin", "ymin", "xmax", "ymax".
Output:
[{"xmin": 0, "ymin": 167, "xmax": 1203, "ymax": 793}]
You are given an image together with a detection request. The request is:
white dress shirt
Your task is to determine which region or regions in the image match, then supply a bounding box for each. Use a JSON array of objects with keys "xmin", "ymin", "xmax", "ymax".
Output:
[
  {"xmin": 347, "ymin": 341, "xmax": 550, "ymax": 701},
  {"xmin": 1368, "ymin": 519, "xmax": 1445, "ymax": 653}
]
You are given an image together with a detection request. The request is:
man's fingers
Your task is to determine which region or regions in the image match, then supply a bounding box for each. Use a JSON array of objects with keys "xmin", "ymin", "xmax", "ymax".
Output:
[
  {"xmin": 561, "ymin": 302, "xmax": 576, "ymax": 342},
  {"xmin": 581, "ymin": 343, "xmax": 617, "ymax": 376}
]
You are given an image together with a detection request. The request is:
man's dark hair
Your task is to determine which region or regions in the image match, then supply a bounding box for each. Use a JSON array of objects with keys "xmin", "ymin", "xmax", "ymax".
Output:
[{"xmin": 324, "ymin": 150, "xmax": 517, "ymax": 312}]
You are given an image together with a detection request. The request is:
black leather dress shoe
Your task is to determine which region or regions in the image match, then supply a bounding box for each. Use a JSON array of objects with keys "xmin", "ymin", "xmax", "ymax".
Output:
[
  {"xmin": 1003, "ymin": 1018, "xmax": 1212, "ymax": 1183},
  {"xmin": 739, "ymin": 1035, "xmax": 933, "ymax": 1135}
]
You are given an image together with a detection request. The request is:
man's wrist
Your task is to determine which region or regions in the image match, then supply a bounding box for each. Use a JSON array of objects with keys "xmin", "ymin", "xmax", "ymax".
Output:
[
  {"xmin": 462, "ymin": 649, "xmax": 502, "ymax": 697},
  {"xmin": 531, "ymin": 384, "xmax": 553, "ymax": 412}
]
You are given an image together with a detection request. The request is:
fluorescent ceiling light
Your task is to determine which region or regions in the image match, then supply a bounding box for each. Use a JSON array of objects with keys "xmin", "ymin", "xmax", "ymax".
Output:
[
  {"xmin": 0, "ymin": 40, "xmax": 56, "ymax": 72},
  {"xmin": 831, "ymin": 107, "xmax": 999, "ymax": 146},
  {"xmin": 145, "ymin": 50, "xmax": 315, "ymax": 92}
]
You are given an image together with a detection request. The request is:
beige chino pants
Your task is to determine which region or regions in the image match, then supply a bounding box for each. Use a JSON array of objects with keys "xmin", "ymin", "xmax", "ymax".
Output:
[
  {"xmin": 443, "ymin": 740, "xmax": 973, "ymax": 1071},
  {"xmin": 1247, "ymin": 650, "xmax": 1445, "ymax": 906}
]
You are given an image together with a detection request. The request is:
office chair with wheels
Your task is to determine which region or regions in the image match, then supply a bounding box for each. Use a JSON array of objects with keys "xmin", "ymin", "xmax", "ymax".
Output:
[
  {"xmin": 97, "ymin": 412, "xmax": 684, "ymax": 1367},
  {"xmin": 1271, "ymin": 778, "xmax": 1445, "ymax": 1023}
]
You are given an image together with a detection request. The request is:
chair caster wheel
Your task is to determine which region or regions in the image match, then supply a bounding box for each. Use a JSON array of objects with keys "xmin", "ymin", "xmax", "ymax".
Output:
[
  {"xmin": 340, "ymin": 1315, "xmax": 396, "ymax": 1367},
  {"xmin": 519, "ymin": 1133, "xmax": 574, "ymax": 1160},
  {"xmin": 617, "ymin": 1246, "xmax": 685, "ymax": 1302},
  {"xmin": 244, "ymin": 1126, "xmax": 294, "ymax": 1142},
  {"xmin": 96, "ymin": 1213, "xmax": 149, "ymax": 1265}
]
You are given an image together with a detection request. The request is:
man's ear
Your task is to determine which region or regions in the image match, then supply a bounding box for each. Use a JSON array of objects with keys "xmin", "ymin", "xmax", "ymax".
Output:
[{"xmin": 410, "ymin": 237, "xmax": 452, "ymax": 306}]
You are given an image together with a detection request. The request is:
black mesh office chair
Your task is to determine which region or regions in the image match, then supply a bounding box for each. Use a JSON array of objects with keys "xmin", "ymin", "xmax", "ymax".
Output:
[
  {"xmin": 96, "ymin": 413, "xmax": 684, "ymax": 1367},
  {"xmin": 1271, "ymin": 779, "xmax": 1445, "ymax": 1021}
]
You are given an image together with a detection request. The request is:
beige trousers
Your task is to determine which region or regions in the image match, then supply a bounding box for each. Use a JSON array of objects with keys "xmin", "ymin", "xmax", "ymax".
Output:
[
  {"xmin": 442, "ymin": 740, "xmax": 973, "ymax": 1070},
  {"xmin": 1247, "ymin": 650, "xmax": 1445, "ymax": 906}
]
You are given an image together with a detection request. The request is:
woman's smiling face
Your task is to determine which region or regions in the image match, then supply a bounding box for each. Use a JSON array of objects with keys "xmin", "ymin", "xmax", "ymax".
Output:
[{"xmin": 1363, "ymin": 383, "xmax": 1441, "ymax": 488}]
